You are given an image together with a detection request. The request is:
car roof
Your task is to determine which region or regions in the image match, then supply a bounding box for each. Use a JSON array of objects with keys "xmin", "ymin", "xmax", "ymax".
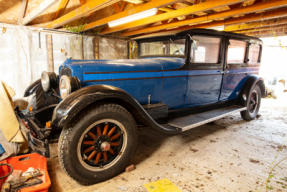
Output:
[{"xmin": 133, "ymin": 28, "xmax": 262, "ymax": 42}]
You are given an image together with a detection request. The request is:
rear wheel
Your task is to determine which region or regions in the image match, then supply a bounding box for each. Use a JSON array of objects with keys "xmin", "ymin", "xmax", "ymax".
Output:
[
  {"xmin": 241, "ymin": 84, "xmax": 261, "ymax": 121},
  {"xmin": 58, "ymin": 104, "xmax": 137, "ymax": 185}
]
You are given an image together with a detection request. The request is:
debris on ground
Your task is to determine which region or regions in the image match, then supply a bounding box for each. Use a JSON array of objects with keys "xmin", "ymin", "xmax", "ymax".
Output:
[
  {"xmin": 249, "ymin": 158, "xmax": 260, "ymax": 163},
  {"xmin": 117, "ymin": 186, "xmax": 128, "ymax": 191},
  {"xmin": 125, "ymin": 165, "xmax": 135, "ymax": 172}
]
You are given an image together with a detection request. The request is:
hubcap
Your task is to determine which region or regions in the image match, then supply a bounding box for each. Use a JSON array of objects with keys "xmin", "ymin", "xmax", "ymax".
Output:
[
  {"xmin": 249, "ymin": 90, "xmax": 258, "ymax": 113},
  {"xmin": 77, "ymin": 119, "xmax": 127, "ymax": 171},
  {"xmin": 101, "ymin": 141, "xmax": 111, "ymax": 151}
]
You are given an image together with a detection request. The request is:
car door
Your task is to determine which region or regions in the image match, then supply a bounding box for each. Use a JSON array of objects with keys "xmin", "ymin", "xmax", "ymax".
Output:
[
  {"xmin": 185, "ymin": 35, "xmax": 225, "ymax": 107},
  {"xmin": 220, "ymin": 38, "xmax": 261, "ymax": 101}
]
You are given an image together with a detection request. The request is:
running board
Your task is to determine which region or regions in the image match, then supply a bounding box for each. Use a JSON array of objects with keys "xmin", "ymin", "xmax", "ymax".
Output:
[{"xmin": 164, "ymin": 105, "xmax": 246, "ymax": 132}]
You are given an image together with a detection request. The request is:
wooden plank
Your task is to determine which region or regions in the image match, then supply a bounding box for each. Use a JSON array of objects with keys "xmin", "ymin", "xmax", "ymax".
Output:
[
  {"xmin": 242, "ymin": 27, "xmax": 287, "ymax": 36},
  {"xmin": 94, "ymin": 36, "xmax": 99, "ymax": 59},
  {"xmin": 225, "ymin": 17, "xmax": 287, "ymax": 32},
  {"xmin": 46, "ymin": 34, "xmax": 54, "ymax": 72},
  {"xmin": 113, "ymin": 3, "xmax": 121, "ymax": 13},
  {"xmin": 121, "ymin": 0, "xmax": 287, "ymax": 36},
  {"xmin": 100, "ymin": 0, "xmax": 246, "ymax": 35},
  {"xmin": 53, "ymin": 0, "xmax": 70, "ymax": 20},
  {"xmin": 22, "ymin": 0, "xmax": 60, "ymax": 25},
  {"xmin": 83, "ymin": 0, "xmax": 182, "ymax": 31},
  {"xmin": 236, "ymin": 23, "xmax": 287, "ymax": 33},
  {"xmin": 153, "ymin": 7, "xmax": 287, "ymax": 34},
  {"xmin": 18, "ymin": 0, "xmax": 28, "ymax": 24},
  {"xmin": 47, "ymin": 0, "xmax": 121, "ymax": 29}
]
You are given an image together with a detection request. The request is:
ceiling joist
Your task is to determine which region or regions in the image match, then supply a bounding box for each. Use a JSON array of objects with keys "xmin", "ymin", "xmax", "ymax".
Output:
[
  {"xmin": 53, "ymin": 0, "xmax": 70, "ymax": 20},
  {"xmin": 47, "ymin": 0, "xmax": 121, "ymax": 29},
  {"xmin": 100, "ymin": 0, "xmax": 247, "ymax": 35},
  {"xmin": 121, "ymin": 0, "xmax": 287, "ymax": 36},
  {"xmin": 83, "ymin": 0, "xmax": 182, "ymax": 31},
  {"xmin": 22, "ymin": 0, "xmax": 60, "ymax": 25}
]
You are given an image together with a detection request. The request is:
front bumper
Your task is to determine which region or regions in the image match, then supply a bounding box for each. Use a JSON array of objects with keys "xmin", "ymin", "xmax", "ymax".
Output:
[{"xmin": 17, "ymin": 110, "xmax": 50, "ymax": 158}]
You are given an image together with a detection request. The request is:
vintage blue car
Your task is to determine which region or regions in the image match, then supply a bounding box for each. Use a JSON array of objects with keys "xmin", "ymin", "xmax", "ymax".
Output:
[{"xmin": 19, "ymin": 29, "xmax": 265, "ymax": 184}]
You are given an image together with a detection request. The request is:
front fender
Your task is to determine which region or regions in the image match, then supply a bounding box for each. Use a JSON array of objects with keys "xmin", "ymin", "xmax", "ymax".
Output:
[
  {"xmin": 51, "ymin": 85, "xmax": 180, "ymax": 135},
  {"xmin": 24, "ymin": 79, "xmax": 41, "ymax": 97},
  {"xmin": 237, "ymin": 75, "xmax": 266, "ymax": 106}
]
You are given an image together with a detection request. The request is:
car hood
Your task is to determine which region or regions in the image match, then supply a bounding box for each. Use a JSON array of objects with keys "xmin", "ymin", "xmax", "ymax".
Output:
[{"xmin": 61, "ymin": 57, "xmax": 185, "ymax": 83}]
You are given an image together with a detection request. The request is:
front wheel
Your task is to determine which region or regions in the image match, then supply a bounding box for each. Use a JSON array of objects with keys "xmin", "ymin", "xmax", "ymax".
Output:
[
  {"xmin": 241, "ymin": 84, "xmax": 261, "ymax": 121},
  {"xmin": 58, "ymin": 104, "xmax": 137, "ymax": 185}
]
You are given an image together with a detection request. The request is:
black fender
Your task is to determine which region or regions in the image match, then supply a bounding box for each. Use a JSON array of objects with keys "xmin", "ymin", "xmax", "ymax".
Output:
[
  {"xmin": 237, "ymin": 75, "xmax": 266, "ymax": 106},
  {"xmin": 24, "ymin": 79, "xmax": 41, "ymax": 97},
  {"xmin": 51, "ymin": 85, "xmax": 181, "ymax": 135}
]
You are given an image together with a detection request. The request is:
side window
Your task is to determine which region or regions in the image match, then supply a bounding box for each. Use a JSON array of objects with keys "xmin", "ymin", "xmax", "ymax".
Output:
[
  {"xmin": 249, "ymin": 44, "xmax": 260, "ymax": 63},
  {"xmin": 190, "ymin": 36, "xmax": 221, "ymax": 63},
  {"xmin": 227, "ymin": 40, "xmax": 247, "ymax": 64}
]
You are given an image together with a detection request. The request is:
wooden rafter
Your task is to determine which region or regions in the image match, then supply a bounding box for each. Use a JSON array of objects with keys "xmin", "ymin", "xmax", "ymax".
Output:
[
  {"xmin": 18, "ymin": 0, "xmax": 28, "ymax": 24},
  {"xmin": 22, "ymin": 0, "xmax": 60, "ymax": 25},
  {"xmin": 121, "ymin": 0, "xmax": 287, "ymax": 37},
  {"xmin": 235, "ymin": 23, "xmax": 287, "ymax": 34},
  {"xmin": 161, "ymin": 7, "xmax": 287, "ymax": 34},
  {"xmin": 47, "ymin": 0, "xmax": 120, "ymax": 29},
  {"xmin": 100, "ymin": 0, "xmax": 246, "ymax": 35},
  {"xmin": 83, "ymin": 0, "xmax": 182, "ymax": 31},
  {"xmin": 225, "ymin": 17, "xmax": 287, "ymax": 32},
  {"xmin": 123, "ymin": 0, "xmax": 144, "ymax": 4},
  {"xmin": 242, "ymin": 27, "xmax": 287, "ymax": 36},
  {"xmin": 53, "ymin": 0, "xmax": 70, "ymax": 20}
]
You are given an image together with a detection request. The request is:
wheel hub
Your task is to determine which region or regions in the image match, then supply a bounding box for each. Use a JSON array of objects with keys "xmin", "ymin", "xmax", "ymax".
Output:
[
  {"xmin": 94, "ymin": 136, "xmax": 110, "ymax": 152},
  {"xmin": 101, "ymin": 141, "xmax": 111, "ymax": 151}
]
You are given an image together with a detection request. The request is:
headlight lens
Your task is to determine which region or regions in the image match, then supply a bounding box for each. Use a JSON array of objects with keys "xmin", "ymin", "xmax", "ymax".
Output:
[
  {"xmin": 60, "ymin": 75, "xmax": 71, "ymax": 99},
  {"xmin": 41, "ymin": 71, "xmax": 50, "ymax": 92},
  {"xmin": 60, "ymin": 75, "xmax": 80, "ymax": 99},
  {"xmin": 41, "ymin": 71, "xmax": 58, "ymax": 92}
]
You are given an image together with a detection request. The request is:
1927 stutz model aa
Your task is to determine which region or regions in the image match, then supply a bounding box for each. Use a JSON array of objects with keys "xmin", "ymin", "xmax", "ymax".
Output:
[{"xmin": 18, "ymin": 29, "xmax": 265, "ymax": 185}]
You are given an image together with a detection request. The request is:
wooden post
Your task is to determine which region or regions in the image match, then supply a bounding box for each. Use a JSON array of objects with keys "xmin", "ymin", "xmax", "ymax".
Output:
[
  {"xmin": 46, "ymin": 34, "xmax": 54, "ymax": 72},
  {"xmin": 94, "ymin": 36, "xmax": 100, "ymax": 60}
]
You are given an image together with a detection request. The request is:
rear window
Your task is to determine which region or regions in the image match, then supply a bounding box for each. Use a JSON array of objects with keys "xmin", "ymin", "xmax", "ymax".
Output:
[
  {"xmin": 190, "ymin": 36, "xmax": 221, "ymax": 63},
  {"xmin": 139, "ymin": 38, "xmax": 186, "ymax": 57},
  {"xmin": 227, "ymin": 40, "xmax": 247, "ymax": 64},
  {"xmin": 249, "ymin": 44, "xmax": 260, "ymax": 63}
]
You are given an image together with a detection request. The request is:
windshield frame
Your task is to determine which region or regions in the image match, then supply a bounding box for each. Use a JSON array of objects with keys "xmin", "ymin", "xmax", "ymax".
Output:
[{"xmin": 137, "ymin": 36, "xmax": 188, "ymax": 59}]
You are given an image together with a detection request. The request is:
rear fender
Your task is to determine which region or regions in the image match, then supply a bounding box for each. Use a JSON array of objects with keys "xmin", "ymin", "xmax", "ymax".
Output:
[
  {"xmin": 237, "ymin": 75, "xmax": 266, "ymax": 106},
  {"xmin": 51, "ymin": 85, "xmax": 180, "ymax": 135}
]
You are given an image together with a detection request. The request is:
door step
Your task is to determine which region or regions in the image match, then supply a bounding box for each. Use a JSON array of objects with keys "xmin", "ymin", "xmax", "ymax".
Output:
[{"xmin": 163, "ymin": 105, "xmax": 246, "ymax": 132}]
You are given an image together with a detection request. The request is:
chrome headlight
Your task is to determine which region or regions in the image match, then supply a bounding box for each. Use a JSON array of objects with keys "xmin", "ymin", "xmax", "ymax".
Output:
[
  {"xmin": 60, "ymin": 75, "xmax": 80, "ymax": 99},
  {"xmin": 41, "ymin": 71, "xmax": 58, "ymax": 92}
]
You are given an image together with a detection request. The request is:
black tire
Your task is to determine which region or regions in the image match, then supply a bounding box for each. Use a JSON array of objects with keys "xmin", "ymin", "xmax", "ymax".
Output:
[
  {"xmin": 58, "ymin": 104, "xmax": 137, "ymax": 185},
  {"xmin": 240, "ymin": 84, "xmax": 261, "ymax": 121}
]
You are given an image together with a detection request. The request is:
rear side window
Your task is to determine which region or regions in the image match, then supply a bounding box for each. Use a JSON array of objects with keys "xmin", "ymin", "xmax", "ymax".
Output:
[
  {"xmin": 227, "ymin": 40, "xmax": 247, "ymax": 64},
  {"xmin": 190, "ymin": 36, "xmax": 221, "ymax": 63},
  {"xmin": 249, "ymin": 44, "xmax": 260, "ymax": 63}
]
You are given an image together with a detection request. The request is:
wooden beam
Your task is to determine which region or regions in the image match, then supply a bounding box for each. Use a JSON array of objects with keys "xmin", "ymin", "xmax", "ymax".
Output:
[
  {"xmin": 22, "ymin": 0, "xmax": 60, "ymax": 25},
  {"xmin": 120, "ymin": 1, "xmax": 127, "ymax": 11},
  {"xmin": 101, "ymin": 0, "xmax": 246, "ymax": 35},
  {"xmin": 83, "ymin": 0, "xmax": 182, "ymax": 31},
  {"xmin": 225, "ymin": 17, "xmax": 287, "ymax": 32},
  {"xmin": 18, "ymin": 0, "xmax": 28, "ymax": 24},
  {"xmin": 47, "ymin": 0, "xmax": 121, "ymax": 29},
  {"xmin": 53, "ymin": 0, "xmax": 70, "ymax": 20},
  {"xmin": 121, "ymin": 0, "xmax": 287, "ymax": 36},
  {"xmin": 46, "ymin": 34, "xmax": 54, "ymax": 72},
  {"xmin": 242, "ymin": 27, "xmax": 287, "ymax": 36},
  {"xmin": 113, "ymin": 3, "xmax": 121, "ymax": 13},
  {"xmin": 235, "ymin": 23, "xmax": 287, "ymax": 34},
  {"xmin": 159, "ymin": 7, "xmax": 175, "ymax": 12}
]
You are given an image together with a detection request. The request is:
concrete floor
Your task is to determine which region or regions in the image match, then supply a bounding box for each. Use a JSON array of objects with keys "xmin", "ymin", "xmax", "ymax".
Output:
[{"xmin": 47, "ymin": 98, "xmax": 287, "ymax": 192}]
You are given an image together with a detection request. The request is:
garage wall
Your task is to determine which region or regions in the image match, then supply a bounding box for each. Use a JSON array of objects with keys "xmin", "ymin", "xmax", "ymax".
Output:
[{"xmin": 0, "ymin": 23, "xmax": 128, "ymax": 99}]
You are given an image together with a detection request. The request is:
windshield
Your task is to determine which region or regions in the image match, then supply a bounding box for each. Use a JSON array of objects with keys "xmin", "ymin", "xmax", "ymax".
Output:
[{"xmin": 139, "ymin": 38, "xmax": 186, "ymax": 57}]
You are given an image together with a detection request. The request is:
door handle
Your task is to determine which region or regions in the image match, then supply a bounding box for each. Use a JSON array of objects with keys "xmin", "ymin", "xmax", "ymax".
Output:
[{"xmin": 217, "ymin": 70, "xmax": 225, "ymax": 74}]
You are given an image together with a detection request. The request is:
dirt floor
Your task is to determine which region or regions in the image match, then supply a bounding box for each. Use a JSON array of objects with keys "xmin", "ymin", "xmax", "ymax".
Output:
[{"xmin": 47, "ymin": 97, "xmax": 287, "ymax": 192}]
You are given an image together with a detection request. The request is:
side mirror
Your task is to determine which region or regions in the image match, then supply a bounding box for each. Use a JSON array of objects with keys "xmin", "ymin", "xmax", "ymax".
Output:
[{"xmin": 191, "ymin": 39, "xmax": 199, "ymax": 50}]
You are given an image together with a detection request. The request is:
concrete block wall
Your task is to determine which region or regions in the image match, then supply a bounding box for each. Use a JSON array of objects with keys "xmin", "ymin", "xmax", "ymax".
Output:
[{"xmin": 0, "ymin": 23, "xmax": 128, "ymax": 99}]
